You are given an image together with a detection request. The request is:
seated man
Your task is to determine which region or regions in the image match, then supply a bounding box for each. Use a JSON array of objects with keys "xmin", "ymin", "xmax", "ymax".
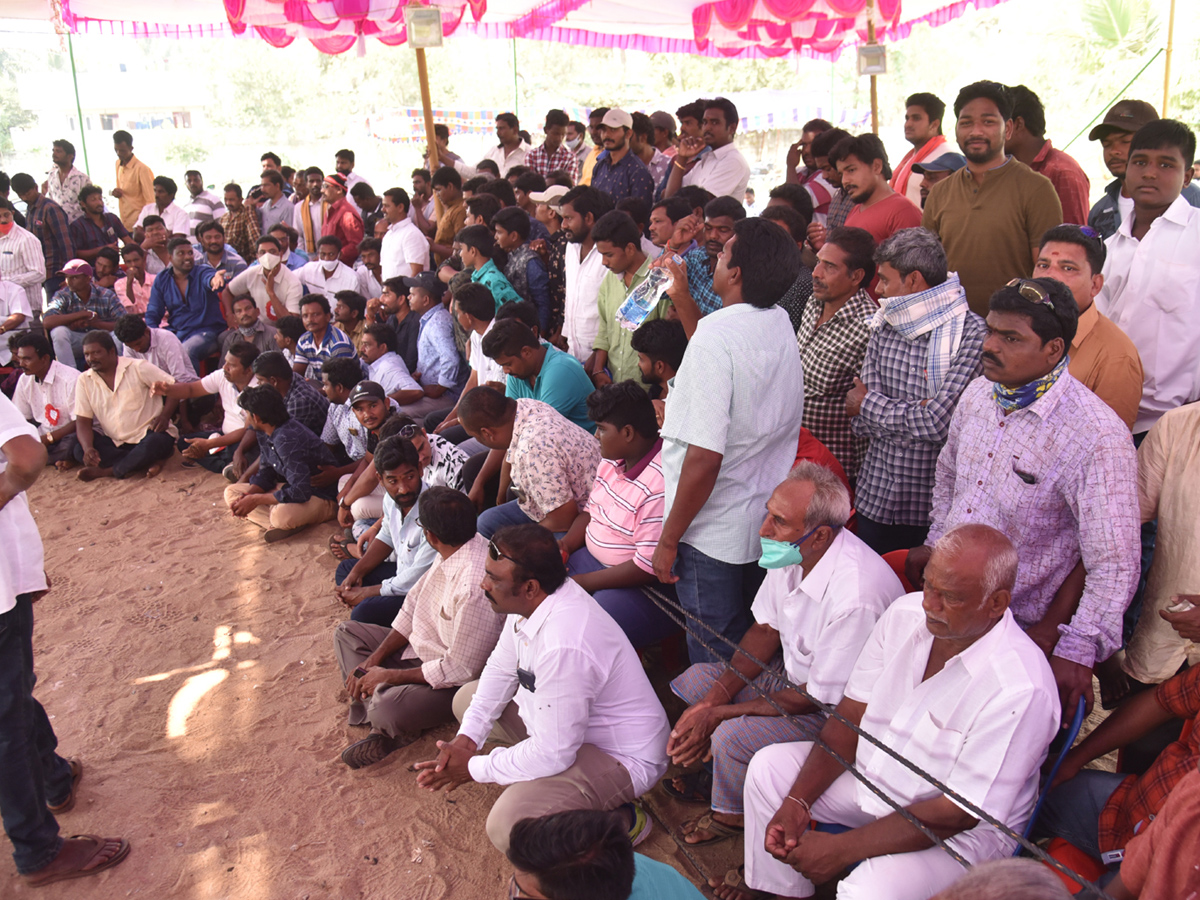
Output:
[
  {"xmin": 334, "ymin": 486, "xmax": 504, "ymax": 768},
  {"xmin": 398, "ymin": 271, "xmax": 465, "ymax": 417},
  {"xmin": 507, "ymin": 809, "xmax": 707, "ymax": 900},
  {"xmin": 272, "ymin": 315, "xmax": 305, "ymax": 368},
  {"xmin": 114, "ymin": 245, "xmax": 156, "ymax": 315},
  {"xmin": 72, "ymin": 330, "xmax": 176, "ymax": 481},
  {"xmin": 12, "ymin": 331, "xmax": 80, "ymax": 465},
  {"xmin": 730, "ymin": 524, "xmax": 1059, "ymax": 900},
  {"xmin": 332, "ymin": 380, "xmax": 401, "ymax": 538},
  {"xmin": 459, "ymin": 388, "xmax": 600, "ymax": 539},
  {"xmin": 1032, "ymin": 662, "xmax": 1200, "ymax": 881},
  {"xmin": 559, "ymin": 381, "xmax": 678, "ymax": 648},
  {"xmin": 929, "ymin": 859, "xmax": 1073, "ymax": 900},
  {"xmin": 668, "ymin": 461, "xmax": 903, "ymax": 846},
  {"xmin": 297, "ymin": 235, "xmax": 360, "ymax": 299},
  {"xmin": 415, "ymin": 524, "xmax": 670, "ymax": 852},
  {"xmin": 250, "ymin": 349, "xmax": 329, "ymax": 436},
  {"xmin": 217, "ymin": 295, "xmax": 278, "ymax": 363},
  {"xmin": 492, "ymin": 207, "xmax": 552, "ymax": 333},
  {"xmin": 220, "ymin": 235, "xmax": 303, "ymax": 323},
  {"xmin": 42, "ymin": 260, "xmax": 123, "ymax": 370},
  {"xmin": 293, "ymin": 294, "xmax": 356, "ymax": 382},
  {"xmin": 152, "ymin": 340, "xmax": 259, "ymax": 474},
  {"xmin": 223, "ymin": 384, "xmax": 338, "ymax": 543},
  {"xmin": 333, "ymin": 289, "xmax": 368, "ymax": 353},
  {"xmin": 482, "ymin": 318, "xmax": 594, "ymax": 432},
  {"xmin": 1107, "ymin": 767, "xmax": 1200, "ymax": 900},
  {"xmin": 358, "ymin": 323, "xmax": 423, "ymax": 405},
  {"xmin": 115, "ymin": 314, "xmax": 199, "ymax": 385},
  {"xmin": 905, "ymin": 277, "xmax": 1140, "ymax": 720},
  {"xmin": 333, "ymin": 432, "xmax": 437, "ymax": 626},
  {"xmin": 144, "ymin": 237, "xmax": 229, "ymax": 375}
]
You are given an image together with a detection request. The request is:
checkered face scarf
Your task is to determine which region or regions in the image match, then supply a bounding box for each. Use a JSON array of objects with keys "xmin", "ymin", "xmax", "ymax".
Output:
[
  {"xmin": 871, "ymin": 272, "xmax": 969, "ymax": 396},
  {"xmin": 993, "ymin": 352, "xmax": 1069, "ymax": 413}
]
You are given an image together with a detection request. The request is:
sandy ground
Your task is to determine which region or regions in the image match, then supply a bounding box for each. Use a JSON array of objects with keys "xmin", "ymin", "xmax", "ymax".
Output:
[{"xmin": 5, "ymin": 459, "xmax": 717, "ymax": 899}]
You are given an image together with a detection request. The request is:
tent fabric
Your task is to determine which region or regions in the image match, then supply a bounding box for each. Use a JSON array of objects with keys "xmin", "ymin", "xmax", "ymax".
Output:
[{"xmin": 47, "ymin": 0, "xmax": 1013, "ymax": 58}]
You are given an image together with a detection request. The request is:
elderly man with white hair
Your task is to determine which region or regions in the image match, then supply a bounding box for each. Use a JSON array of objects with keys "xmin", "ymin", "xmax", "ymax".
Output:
[
  {"xmin": 713, "ymin": 523, "xmax": 1059, "ymax": 900},
  {"xmin": 663, "ymin": 461, "xmax": 904, "ymax": 845}
]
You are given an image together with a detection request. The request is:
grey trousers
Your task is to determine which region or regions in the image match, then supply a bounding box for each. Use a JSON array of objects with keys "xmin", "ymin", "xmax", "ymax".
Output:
[
  {"xmin": 452, "ymin": 680, "xmax": 638, "ymax": 852},
  {"xmin": 332, "ymin": 621, "xmax": 457, "ymax": 737}
]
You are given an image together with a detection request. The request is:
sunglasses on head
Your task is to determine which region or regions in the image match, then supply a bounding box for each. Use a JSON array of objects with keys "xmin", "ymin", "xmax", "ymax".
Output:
[
  {"xmin": 1006, "ymin": 278, "xmax": 1055, "ymax": 312},
  {"xmin": 398, "ymin": 423, "xmax": 421, "ymax": 440},
  {"xmin": 488, "ymin": 538, "xmax": 518, "ymax": 566}
]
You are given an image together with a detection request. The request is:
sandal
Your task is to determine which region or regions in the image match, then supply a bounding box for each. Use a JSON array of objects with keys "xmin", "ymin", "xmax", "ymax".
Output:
[
  {"xmin": 23, "ymin": 834, "xmax": 131, "ymax": 887},
  {"xmin": 680, "ymin": 812, "xmax": 744, "ymax": 846},
  {"xmin": 663, "ymin": 769, "xmax": 712, "ymax": 804},
  {"xmin": 48, "ymin": 759, "xmax": 83, "ymax": 813},
  {"xmin": 329, "ymin": 533, "xmax": 353, "ymax": 561},
  {"xmin": 714, "ymin": 865, "xmax": 771, "ymax": 900}
]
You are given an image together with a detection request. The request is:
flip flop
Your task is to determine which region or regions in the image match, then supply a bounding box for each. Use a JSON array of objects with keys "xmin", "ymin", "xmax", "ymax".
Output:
[
  {"xmin": 716, "ymin": 865, "xmax": 772, "ymax": 900},
  {"xmin": 329, "ymin": 533, "xmax": 353, "ymax": 560},
  {"xmin": 48, "ymin": 759, "xmax": 83, "ymax": 813},
  {"xmin": 662, "ymin": 769, "xmax": 712, "ymax": 804},
  {"xmin": 23, "ymin": 834, "xmax": 131, "ymax": 887},
  {"xmin": 680, "ymin": 812, "xmax": 744, "ymax": 846}
]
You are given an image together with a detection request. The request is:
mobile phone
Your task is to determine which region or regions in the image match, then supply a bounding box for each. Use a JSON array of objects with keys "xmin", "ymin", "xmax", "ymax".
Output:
[{"xmin": 353, "ymin": 666, "xmax": 368, "ymax": 678}]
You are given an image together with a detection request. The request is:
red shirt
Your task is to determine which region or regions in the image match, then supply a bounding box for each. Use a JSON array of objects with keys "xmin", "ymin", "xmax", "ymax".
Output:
[
  {"xmin": 844, "ymin": 191, "xmax": 924, "ymax": 245},
  {"xmin": 322, "ymin": 198, "xmax": 364, "ymax": 266},
  {"xmin": 1030, "ymin": 140, "xmax": 1090, "ymax": 225}
]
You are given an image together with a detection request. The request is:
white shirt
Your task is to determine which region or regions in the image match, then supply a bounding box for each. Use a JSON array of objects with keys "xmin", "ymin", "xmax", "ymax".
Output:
[
  {"xmin": 468, "ymin": 320, "xmax": 506, "ymax": 386},
  {"xmin": 355, "ymin": 266, "xmax": 382, "ymax": 300},
  {"xmin": 483, "ymin": 141, "xmax": 531, "ymax": 178},
  {"xmin": 681, "ymin": 142, "xmax": 751, "ymax": 200},
  {"xmin": 0, "ymin": 280, "xmax": 32, "ymax": 363},
  {"xmin": 297, "ymin": 260, "xmax": 360, "ymax": 300},
  {"xmin": 1097, "ymin": 194, "xmax": 1200, "ymax": 433},
  {"xmin": 369, "ymin": 352, "xmax": 420, "ymax": 397},
  {"xmin": 563, "ymin": 242, "xmax": 608, "ymax": 363},
  {"xmin": 13, "ymin": 360, "xmax": 78, "ymax": 434},
  {"xmin": 845, "ymin": 594, "xmax": 1059, "ymax": 857},
  {"xmin": 662, "ymin": 303, "xmax": 805, "ymax": 564},
  {"xmin": 381, "ymin": 217, "xmax": 429, "ymax": 280},
  {"xmin": 459, "ymin": 578, "xmax": 670, "ymax": 793},
  {"xmin": 292, "ymin": 199, "xmax": 324, "ymax": 250},
  {"xmin": 200, "ymin": 370, "xmax": 256, "ymax": 435},
  {"xmin": 0, "ymin": 225, "xmax": 45, "ymax": 314},
  {"xmin": 227, "ymin": 264, "xmax": 304, "ymax": 321},
  {"xmin": 123, "ymin": 327, "xmax": 199, "ymax": 384},
  {"xmin": 136, "ymin": 201, "xmax": 191, "ymax": 237},
  {"xmin": 751, "ymin": 529, "xmax": 903, "ymax": 704},
  {"xmin": 0, "ymin": 393, "xmax": 47, "ymax": 614}
]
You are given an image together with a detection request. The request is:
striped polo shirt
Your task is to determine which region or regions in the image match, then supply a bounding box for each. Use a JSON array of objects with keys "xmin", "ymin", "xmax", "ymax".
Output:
[{"xmin": 584, "ymin": 439, "xmax": 665, "ymax": 574}]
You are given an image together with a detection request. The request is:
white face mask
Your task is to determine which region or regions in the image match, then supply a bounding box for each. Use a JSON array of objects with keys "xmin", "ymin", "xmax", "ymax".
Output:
[
  {"xmin": 259, "ymin": 253, "xmax": 280, "ymax": 271},
  {"xmin": 565, "ymin": 136, "xmax": 582, "ymax": 151},
  {"xmin": 321, "ymin": 259, "xmax": 338, "ymax": 273}
]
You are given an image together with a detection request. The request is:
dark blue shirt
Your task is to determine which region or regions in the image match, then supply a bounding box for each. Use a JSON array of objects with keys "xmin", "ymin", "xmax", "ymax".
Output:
[
  {"xmin": 250, "ymin": 417, "xmax": 338, "ymax": 504},
  {"xmin": 591, "ymin": 149, "xmax": 656, "ymax": 211},
  {"xmin": 283, "ymin": 374, "xmax": 330, "ymax": 436},
  {"xmin": 145, "ymin": 262, "xmax": 227, "ymax": 341}
]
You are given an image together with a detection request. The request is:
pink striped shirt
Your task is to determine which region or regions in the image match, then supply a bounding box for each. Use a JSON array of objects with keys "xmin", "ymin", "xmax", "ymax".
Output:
[{"xmin": 584, "ymin": 440, "xmax": 665, "ymax": 574}]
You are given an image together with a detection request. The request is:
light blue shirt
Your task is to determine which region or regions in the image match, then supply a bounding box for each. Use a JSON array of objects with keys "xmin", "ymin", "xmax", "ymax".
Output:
[{"xmin": 375, "ymin": 482, "xmax": 438, "ymax": 597}]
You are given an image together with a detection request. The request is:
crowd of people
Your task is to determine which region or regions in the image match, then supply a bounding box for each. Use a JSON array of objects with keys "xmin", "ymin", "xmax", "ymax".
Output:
[{"xmin": 1, "ymin": 79, "xmax": 1198, "ymax": 900}]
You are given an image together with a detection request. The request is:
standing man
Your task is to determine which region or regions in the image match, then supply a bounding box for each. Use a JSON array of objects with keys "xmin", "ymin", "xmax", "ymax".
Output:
[
  {"xmin": 334, "ymin": 149, "xmax": 368, "ymax": 196},
  {"xmin": 1035, "ymin": 224, "xmax": 1142, "ymax": 429},
  {"xmin": 848, "ymin": 227, "xmax": 986, "ymax": 555},
  {"xmin": 9, "ymin": 173, "xmax": 72, "ymax": 307},
  {"xmin": 321, "ymin": 174, "xmax": 364, "ymax": 267},
  {"xmin": 42, "ymin": 139, "xmax": 90, "ymax": 223},
  {"xmin": 485, "ymin": 114, "xmax": 530, "ymax": 179},
  {"xmin": 1006, "ymin": 85, "xmax": 1091, "ymax": 226},
  {"xmin": 664, "ymin": 98, "xmax": 751, "ymax": 202},
  {"xmin": 588, "ymin": 110, "xmax": 656, "ymax": 210},
  {"xmin": 525, "ymin": 109, "xmax": 579, "ymax": 183},
  {"xmin": 653, "ymin": 218, "xmax": 805, "ymax": 664},
  {"xmin": 911, "ymin": 154, "xmax": 967, "ymax": 208},
  {"xmin": 809, "ymin": 135, "xmax": 922, "ymax": 251},
  {"xmin": 134, "ymin": 177, "xmax": 190, "ymax": 239},
  {"xmin": 380, "ymin": 188, "xmax": 428, "ymax": 280},
  {"xmin": 429, "ymin": 167, "xmax": 467, "ymax": 266},
  {"xmin": 409, "ymin": 168, "xmax": 437, "ymax": 236},
  {"xmin": 579, "ymin": 108, "xmax": 609, "ymax": 187},
  {"xmin": 889, "ymin": 93, "xmax": 953, "ymax": 207},
  {"xmin": 145, "ymin": 238, "xmax": 229, "ymax": 374},
  {"xmin": 258, "ymin": 170, "xmax": 295, "ymax": 237},
  {"xmin": 0, "ymin": 201, "xmax": 44, "ymax": 321},
  {"xmin": 183, "ymin": 170, "xmax": 226, "ymax": 238},
  {"xmin": 69, "ymin": 185, "xmax": 130, "ymax": 264},
  {"xmin": 650, "ymin": 110, "xmax": 678, "ymax": 158},
  {"xmin": 0, "ymin": 390, "xmax": 132, "ymax": 886},
  {"xmin": 630, "ymin": 112, "xmax": 672, "ymax": 188},
  {"xmin": 111, "ymin": 129, "xmax": 154, "ymax": 231},
  {"xmin": 219, "ymin": 184, "xmax": 260, "ymax": 263},
  {"xmin": 559, "ymin": 186, "xmax": 614, "ymax": 363},
  {"xmin": 922, "ymin": 81, "xmax": 1063, "ymax": 316},
  {"xmin": 293, "ymin": 167, "xmax": 327, "ymax": 256}
]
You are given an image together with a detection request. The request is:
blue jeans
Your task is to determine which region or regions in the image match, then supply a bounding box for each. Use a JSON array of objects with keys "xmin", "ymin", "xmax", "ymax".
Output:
[
  {"xmin": 567, "ymin": 547, "xmax": 680, "ymax": 649},
  {"xmin": 673, "ymin": 543, "xmax": 765, "ymax": 665},
  {"xmin": 0, "ymin": 595, "xmax": 73, "ymax": 874},
  {"xmin": 181, "ymin": 328, "xmax": 220, "ymax": 375},
  {"xmin": 1030, "ymin": 769, "xmax": 1127, "ymax": 861},
  {"xmin": 476, "ymin": 499, "xmax": 535, "ymax": 540},
  {"xmin": 335, "ymin": 559, "xmax": 403, "ymax": 626}
]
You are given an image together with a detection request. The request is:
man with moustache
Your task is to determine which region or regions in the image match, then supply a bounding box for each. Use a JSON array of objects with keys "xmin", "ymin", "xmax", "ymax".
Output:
[
  {"xmin": 589, "ymin": 109, "xmax": 656, "ymax": 211},
  {"xmin": 294, "ymin": 167, "xmax": 328, "ymax": 256},
  {"xmin": 559, "ymin": 186, "xmax": 614, "ymax": 363},
  {"xmin": 145, "ymin": 237, "xmax": 229, "ymax": 374},
  {"xmin": 890, "ymin": 93, "xmax": 954, "ymax": 207},
  {"xmin": 12, "ymin": 331, "xmax": 80, "ymax": 465},
  {"xmin": 664, "ymin": 97, "xmax": 751, "ymax": 202},
  {"xmin": 922, "ymin": 81, "xmax": 1063, "ymax": 316},
  {"xmin": 905, "ymin": 277, "xmax": 1139, "ymax": 723}
]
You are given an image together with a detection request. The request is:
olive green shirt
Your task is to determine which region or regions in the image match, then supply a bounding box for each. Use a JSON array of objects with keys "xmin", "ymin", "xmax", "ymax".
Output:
[{"xmin": 593, "ymin": 257, "xmax": 668, "ymax": 387}]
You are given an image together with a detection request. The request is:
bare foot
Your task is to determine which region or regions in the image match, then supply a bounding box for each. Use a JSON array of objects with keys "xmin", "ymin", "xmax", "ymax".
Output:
[
  {"xmin": 23, "ymin": 835, "xmax": 130, "ymax": 886},
  {"xmin": 77, "ymin": 466, "xmax": 113, "ymax": 482},
  {"xmin": 55, "ymin": 459, "xmax": 77, "ymax": 471},
  {"xmin": 145, "ymin": 463, "xmax": 164, "ymax": 478},
  {"xmin": 708, "ymin": 875, "xmax": 762, "ymax": 900}
]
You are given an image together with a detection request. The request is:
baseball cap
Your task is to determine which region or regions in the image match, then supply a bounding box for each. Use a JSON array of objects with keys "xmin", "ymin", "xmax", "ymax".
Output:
[
  {"xmin": 348, "ymin": 380, "xmax": 387, "ymax": 407},
  {"xmin": 401, "ymin": 270, "xmax": 446, "ymax": 301},
  {"xmin": 529, "ymin": 184, "xmax": 569, "ymax": 211},
  {"xmin": 649, "ymin": 111, "xmax": 676, "ymax": 134},
  {"xmin": 57, "ymin": 259, "xmax": 94, "ymax": 277},
  {"xmin": 912, "ymin": 153, "xmax": 967, "ymax": 175},
  {"xmin": 1088, "ymin": 100, "xmax": 1159, "ymax": 141},
  {"xmin": 600, "ymin": 109, "xmax": 634, "ymax": 130}
]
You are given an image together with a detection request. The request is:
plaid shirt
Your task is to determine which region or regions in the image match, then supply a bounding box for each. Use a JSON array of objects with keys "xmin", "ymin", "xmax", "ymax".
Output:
[
  {"xmin": 220, "ymin": 207, "xmax": 261, "ymax": 263},
  {"xmin": 283, "ymin": 374, "xmax": 330, "ymax": 436},
  {"xmin": 69, "ymin": 212, "xmax": 130, "ymax": 254},
  {"xmin": 827, "ymin": 187, "xmax": 855, "ymax": 230},
  {"xmin": 777, "ymin": 266, "xmax": 814, "ymax": 333},
  {"xmin": 682, "ymin": 247, "xmax": 722, "ymax": 316},
  {"xmin": 1098, "ymin": 665, "xmax": 1200, "ymax": 852},
  {"xmin": 851, "ymin": 312, "xmax": 987, "ymax": 526},
  {"xmin": 525, "ymin": 143, "xmax": 579, "ymax": 183},
  {"xmin": 798, "ymin": 289, "xmax": 875, "ymax": 479},
  {"xmin": 46, "ymin": 284, "xmax": 124, "ymax": 322},
  {"xmin": 249, "ymin": 417, "xmax": 338, "ymax": 504},
  {"xmin": 24, "ymin": 196, "xmax": 73, "ymax": 278}
]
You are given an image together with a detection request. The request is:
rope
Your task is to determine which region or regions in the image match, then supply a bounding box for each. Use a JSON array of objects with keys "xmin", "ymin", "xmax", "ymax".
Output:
[{"xmin": 639, "ymin": 583, "xmax": 1112, "ymax": 899}]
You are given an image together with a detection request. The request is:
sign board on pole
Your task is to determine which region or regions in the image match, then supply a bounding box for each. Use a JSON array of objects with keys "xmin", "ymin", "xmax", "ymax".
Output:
[{"xmin": 405, "ymin": 6, "xmax": 443, "ymax": 48}]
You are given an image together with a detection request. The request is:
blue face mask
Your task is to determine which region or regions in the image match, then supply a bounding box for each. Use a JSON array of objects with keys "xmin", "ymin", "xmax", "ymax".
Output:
[{"xmin": 758, "ymin": 527, "xmax": 818, "ymax": 570}]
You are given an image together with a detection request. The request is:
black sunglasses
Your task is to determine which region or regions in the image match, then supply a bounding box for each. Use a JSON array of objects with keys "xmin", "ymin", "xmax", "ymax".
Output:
[{"xmin": 1006, "ymin": 277, "xmax": 1055, "ymax": 312}]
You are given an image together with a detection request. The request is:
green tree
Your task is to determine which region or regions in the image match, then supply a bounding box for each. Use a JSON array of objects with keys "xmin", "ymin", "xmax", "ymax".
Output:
[{"xmin": 0, "ymin": 50, "xmax": 38, "ymax": 162}]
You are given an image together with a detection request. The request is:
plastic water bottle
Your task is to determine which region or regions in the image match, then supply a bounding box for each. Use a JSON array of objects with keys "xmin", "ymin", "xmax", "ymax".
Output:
[{"xmin": 616, "ymin": 254, "xmax": 681, "ymax": 332}]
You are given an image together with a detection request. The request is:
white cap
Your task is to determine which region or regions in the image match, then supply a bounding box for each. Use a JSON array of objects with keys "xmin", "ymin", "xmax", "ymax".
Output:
[
  {"xmin": 600, "ymin": 108, "xmax": 633, "ymax": 130},
  {"xmin": 528, "ymin": 184, "xmax": 569, "ymax": 211}
]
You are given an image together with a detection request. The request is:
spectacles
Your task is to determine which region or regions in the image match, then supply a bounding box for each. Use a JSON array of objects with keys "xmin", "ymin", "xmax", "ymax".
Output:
[{"xmin": 1005, "ymin": 278, "xmax": 1055, "ymax": 311}]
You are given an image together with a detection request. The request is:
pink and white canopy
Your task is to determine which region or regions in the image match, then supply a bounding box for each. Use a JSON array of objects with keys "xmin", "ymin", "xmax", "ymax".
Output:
[{"xmin": 29, "ymin": 0, "xmax": 1012, "ymax": 57}]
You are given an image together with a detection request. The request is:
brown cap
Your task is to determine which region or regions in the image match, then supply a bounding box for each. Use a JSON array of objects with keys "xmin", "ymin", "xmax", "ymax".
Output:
[{"xmin": 1088, "ymin": 100, "xmax": 1159, "ymax": 141}]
